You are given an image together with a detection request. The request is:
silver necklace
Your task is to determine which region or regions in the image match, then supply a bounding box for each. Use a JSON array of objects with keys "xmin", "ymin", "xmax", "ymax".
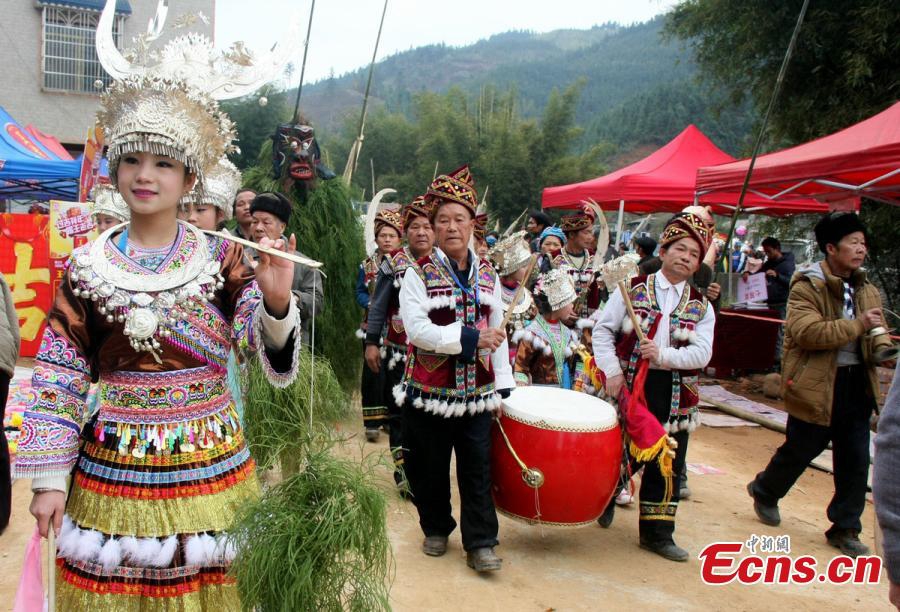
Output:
[{"xmin": 70, "ymin": 220, "xmax": 224, "ymax": 361}]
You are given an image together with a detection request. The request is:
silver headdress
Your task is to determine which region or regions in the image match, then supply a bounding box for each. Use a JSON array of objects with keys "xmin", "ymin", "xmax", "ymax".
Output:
[
  {"xmin": 95, "ymin": 0, "xmax": 301, "ymax": 192},
  {"xmin": 181, "ymin": 157, "xmax": 242, "ymax": 220},
  {"xmin": 537, "ymin": 269, "xmax": 577, "ymax": 311},
  {"xmin": 489, "ymin": 231, "xmax": 532, "ymax": 276},
  {"xmin": 90, "ymin": 183, "xmax": 130, "ymax": 223}
]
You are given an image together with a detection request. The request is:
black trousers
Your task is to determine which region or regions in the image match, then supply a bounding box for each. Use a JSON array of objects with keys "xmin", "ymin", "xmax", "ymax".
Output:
[
  {"xmin": 636, "ymin": 370, "xmax": 690, "ymax": 544},
  {"xmin": 402, "ymin": 401, "xmax": 499, "ymax": 551},
  {"xmin": 384, "ymin": 358, "xmax": 406, "ymax": 485},
  {"xmin": 1, "ymin": 372, "xmax": 11, "ymax": 533},
  {"xmin": 360, "ymin": 344, "xmax": 387, "ymax": 429},
  {"xmin": 752, "ymin": 364, "xmax": 873, "ymax": 536}
]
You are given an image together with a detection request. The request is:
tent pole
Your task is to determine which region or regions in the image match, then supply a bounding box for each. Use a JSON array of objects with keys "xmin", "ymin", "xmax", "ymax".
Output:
[{"xmin": 615, "ymin": 200, "xmax": 625, "ymax": 246}]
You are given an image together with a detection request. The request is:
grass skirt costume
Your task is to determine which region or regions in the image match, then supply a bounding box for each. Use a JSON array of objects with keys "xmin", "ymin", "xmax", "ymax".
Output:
[{"xmin": 15, "ymin": 225, "xmax": 301, "ymax": 609}]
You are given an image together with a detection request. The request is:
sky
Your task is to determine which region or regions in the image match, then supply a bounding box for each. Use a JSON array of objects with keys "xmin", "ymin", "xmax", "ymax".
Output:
[{"xmin": 215, "ymin": 0, "xmax": 678, "ymax": 86}]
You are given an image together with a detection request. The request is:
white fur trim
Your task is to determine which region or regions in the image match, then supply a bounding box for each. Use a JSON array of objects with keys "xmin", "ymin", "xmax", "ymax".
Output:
[
  {"xmin": 119, "ymin": 536, "xmax": 141, "ymax": 565},
  {"xmin": 476, "ymin": 398, "xmax": 486, "ymax": 412},
  {"xmin": 74, "ymin": 529, "xmax": 104, "ymax": 563},
  {"xmin": 413, "ymin": 395, "xmax": 425, "ymax": 409},
  {"xmin": 219, "ymin": 535, "xmax": 238, "ymax": 563},
  {"xmin": 438, "ymin": 400, "xmax": 449, "ymax": 416},
  {"xmin": 688, "ymin": 330, "xmax": 698, "ymax": 345},
  {"xmin": 201, "ymin": 533, "xmax": 218, "ymax": 566},
  {"xmin": 355, "ymin": 328, "xmax": 365, "ymax": 339},
  {"xmin": 622, "ymin": 317, "xmax": 634, "ymax": 335},
  {"xmin": 576, "ymin": 318, "xmax": 594, "ymax": 330},
  {"xmin": 564, "ymin": 346, "xmax": 573, "ymax": 358},
  {"xmin": 392, "ymin": 384, "xmax": 407, "ymax": 407},
  {"xmin": 511, "ymin": 329, "xmax": 526, "ymax": 344},
  {"xmin": 542, "ymin": 345, "xmax": 552, "ymax": 356},
  {"xmin": 155, "ymin": 535, "xmax": 179, "ymax": 568},
  {"xmin": 379, "ymin": 346, "xmax": 387, "ymax": 359},
  {"xmin": 98, "ymin": 537, "xmax": 123, "ymax": 571},
  {"xmin": 133, "ymin": 537, "xmax": 163, "ymax": 567},
  {"xmin": 185, "ymin": 535, "xmax": 206, "ymax": 567}
]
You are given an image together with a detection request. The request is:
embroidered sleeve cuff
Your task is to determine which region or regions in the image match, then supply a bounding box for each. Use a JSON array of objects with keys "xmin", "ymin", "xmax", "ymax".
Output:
[
  {"xmin": 459, "ymin": 327, "xmax": 479, "ymax": 362},
  {"xmin": 260, "ymin": 298, "xmax": 300, "ymax": 351},
  {"xmin": 31, "ymin": 476, "xmax": 67, "ymax": 493}
]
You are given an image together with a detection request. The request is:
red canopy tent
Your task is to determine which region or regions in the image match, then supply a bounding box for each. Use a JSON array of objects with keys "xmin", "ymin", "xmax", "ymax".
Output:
[
  {"xmin": 696, "ymin": 102, "xmax": 900, "ymax": 207},
  {"xmin": 542, "ymin": 125, "xmax": 829, "ymax": 216}
]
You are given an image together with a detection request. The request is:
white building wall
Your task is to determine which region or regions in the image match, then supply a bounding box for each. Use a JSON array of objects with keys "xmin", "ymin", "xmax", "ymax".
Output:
[{"xmin": 0, "ymin": 0, "xmax": 215, "ymax": 149}]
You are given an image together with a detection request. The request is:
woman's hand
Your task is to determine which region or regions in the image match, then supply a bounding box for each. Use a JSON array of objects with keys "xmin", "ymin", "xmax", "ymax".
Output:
[
  {"xmin": 30, "ymin": 490, "xmax": 66, "ymax": 538},
  {"xmin": 255, "ymin": 234, "xmax": 296, "ymax": 318}
]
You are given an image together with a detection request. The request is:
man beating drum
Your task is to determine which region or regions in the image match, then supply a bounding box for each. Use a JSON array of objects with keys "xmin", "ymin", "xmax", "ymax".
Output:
[
  {"xmin": 591, "ymin": 212, "xmax": 716, "ymax": 562},
  {"xmin": 396, "ymin": 166, "xmax": 515, "ymax": 572}
]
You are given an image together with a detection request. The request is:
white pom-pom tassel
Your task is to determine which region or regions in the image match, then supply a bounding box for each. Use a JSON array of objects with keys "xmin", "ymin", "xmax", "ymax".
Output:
[
  {"xmin": 564, "ymin": 346, "xmax": 573, "ymax": 357},
  {"xmin": 413, "ymin": 396, "xmax": 425, "ymax": 409},
  {"xmin": 134, "ymin": 537, "xmax": 163, "ymax": 567},
  {"xmin": 98, "ymin": 537, "xmax": 123, "ymax": 571},
  {"xmin": 201, "ymin": 534, "xmax": 218, "ymax": 566},
  {"xmin": 467, "ymin": 401, "xmax": 477, "ymax": 414},
  {"xmin": 454, "ymin": 402, "xmax": 467, "ymax": 417},
  {"xmin": 221, "ymin": 535, "xmax": 238, "ymax": 563},
  {"xmin": 185, "ymin": 535, "xmax": 206, "ymax": 567},
  {"xmin": 543, "ymin": 345, "xmax": 552, "ymax": 356},
  {"xmin": 119, "ymin": 536, "xmax": 141, "ymax": 565},
  {"xmin": 511, "ymin": 329, "xmax": 525, "ymax": 344},
  {"xmin": 74, "ymin": 529, "xmax": 105, "ymax": 563},
  {"xmin": 688, "ymin": 330, "xmax": 698, "ymax": 345},
  {"xmin": 477, "ymin": 398, "xmax": 486, "ymax": 412},
  {"xmin": 392, "ymin": 384, "xmax": 406, "ymax": 406},
  {"xmin": 154, "ymin": 535, "xmax": 178, "ymax": 568},
  {"xmin": 355, "ymin": 328, "xmax": 365, "ymax": 339},
  {"xmin": 622, "ymin": 317, "xmax": 634, "ymax": 335},
  {"xmin": 57, "ymin": 518, "xmax": 78, "ymax": 559}
]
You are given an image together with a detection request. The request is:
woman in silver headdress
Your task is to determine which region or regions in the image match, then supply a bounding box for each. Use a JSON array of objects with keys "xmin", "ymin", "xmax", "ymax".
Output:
[{"xmin": 15, "ymin": 1, "xmax": 303, "ymax": 607}]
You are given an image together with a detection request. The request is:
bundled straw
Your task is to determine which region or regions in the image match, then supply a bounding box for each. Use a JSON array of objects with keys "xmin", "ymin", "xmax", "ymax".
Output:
[
  {"xmin": 230, "ymin": 448, "xmax": 392, "ymax": 611},
  {"xmin": 243, "ymin": 350, "xmax": 349, "ymax": 472}
]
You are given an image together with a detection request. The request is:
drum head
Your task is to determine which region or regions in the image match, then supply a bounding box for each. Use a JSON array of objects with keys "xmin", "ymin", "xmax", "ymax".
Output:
[{"xmin": 502, "ymin": 386, "xmax": 617, "ymax": 432}]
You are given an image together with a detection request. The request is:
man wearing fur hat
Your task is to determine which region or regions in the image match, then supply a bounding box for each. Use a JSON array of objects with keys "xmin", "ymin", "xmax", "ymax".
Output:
[
  {"xmin": 591, "ymin": 211, "xmax": 717, "ymax": 562},
  {"xmin": 748, "ymin": 212, "xmax": 892, "ymax": 558},
  {"xmin": 397, "ymin": 166, "xmax": 515, "ymax": 572},
  {"xmin": 250, "ymin": 191, "xmax": 324, "ymax": 346},
  {"xmin": 363, "ymin": 197, "xmax": 434, "ymax": 485}
]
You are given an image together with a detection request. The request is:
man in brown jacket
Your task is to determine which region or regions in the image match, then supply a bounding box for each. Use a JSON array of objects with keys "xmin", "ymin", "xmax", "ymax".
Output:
[{"xmin": 747, "ymin": 212, "xmax": 892, "ymax": 557}]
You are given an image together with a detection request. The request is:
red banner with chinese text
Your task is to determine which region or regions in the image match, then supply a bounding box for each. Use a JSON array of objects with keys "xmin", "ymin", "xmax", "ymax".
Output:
[{"xmin": 0, "ymin": 214, "xmax": 51, "ymax": 357}]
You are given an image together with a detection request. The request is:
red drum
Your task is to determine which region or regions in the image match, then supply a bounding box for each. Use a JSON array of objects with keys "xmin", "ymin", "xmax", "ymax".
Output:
[{"xmin": 491, "ymin": 386, "xmax": 622, "ymax": 526}]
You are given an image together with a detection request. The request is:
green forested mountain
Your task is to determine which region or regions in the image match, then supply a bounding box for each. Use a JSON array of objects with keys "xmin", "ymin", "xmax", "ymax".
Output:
[
  {"xmin": 227, "ymin": 16, "xmax": 756, "ymax": 219},
  {"xmin": 297, "ymin": 18, "xmax": 703, "ymax": 137}
]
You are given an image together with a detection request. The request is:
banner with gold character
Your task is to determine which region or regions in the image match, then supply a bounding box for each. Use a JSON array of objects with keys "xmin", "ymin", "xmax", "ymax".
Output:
[
  {"xmin": 0, "ymin": 214, "xmax": 51, "ymax": 357},
  {"xmin": 49, "ymin": 200, "xmax": 96, "ymax": 297}
]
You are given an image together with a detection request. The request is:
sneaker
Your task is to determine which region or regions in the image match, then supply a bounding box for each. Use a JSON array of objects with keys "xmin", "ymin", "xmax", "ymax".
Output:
[
  {"xmin": 747, "ymin": 482, "xmax": 780, "ymax": 526},
  {"xmin": 615, "ymin": 489, "xmax": 634, "ymax": 506},
  {"xmin": 422, "ymin": 535, "xmax": 448, "ymax": 557},
  {"xmin": 639, "ymin": 539, "xmax": 689, "ymax": 562},
  {"xmin": 827, "ymin": 530, "xmax": 871, "ymax": 558},
  {"xmin": 466, "ymin": 546, "xmax": 502, "ymax": 572},
  {"xmin": 365, "ymin": 428, "xmax": 380, "ymax": 442},
  {"xmin": 679, "ymin": 485, "xmax": 692, "ymax": 500}
]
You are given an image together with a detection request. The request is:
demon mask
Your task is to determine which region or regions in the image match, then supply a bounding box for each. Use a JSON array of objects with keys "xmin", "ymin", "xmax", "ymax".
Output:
[{"xmin": 272, "ymin": 122, "xmax": 335, "ymax": 188}]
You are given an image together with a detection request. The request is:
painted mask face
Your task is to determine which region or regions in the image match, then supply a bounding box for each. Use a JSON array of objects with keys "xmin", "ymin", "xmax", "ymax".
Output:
[{"xmin": 272, "ymin": 122, "xmax": 335, "ymax": 186}]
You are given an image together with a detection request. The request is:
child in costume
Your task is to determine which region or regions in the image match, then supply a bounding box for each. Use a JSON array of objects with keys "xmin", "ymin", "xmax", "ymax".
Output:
[
  {"xmin": 90, "ymin": 182, "xmax": 130, "ymax": 232},
  {"xmin": 489, "ymin": 231, "xmax": 538, "ymax": 364},
  {"xmin": 16, "ymin": 4, "xmax": 302, "ymax": 607},
  {"xmin": 513, "ymin": 269, "xmax": 580, "ymax": 387}
]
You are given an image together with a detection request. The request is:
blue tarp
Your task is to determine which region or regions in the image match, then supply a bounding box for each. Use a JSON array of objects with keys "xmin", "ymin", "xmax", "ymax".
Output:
[
  {"xmin": 0, "ymin": 106, "xmax": 79, "ymax": 200},
  {"xmin": 36, "ymin": 0, "xmax": 132, "ymax": 14}
]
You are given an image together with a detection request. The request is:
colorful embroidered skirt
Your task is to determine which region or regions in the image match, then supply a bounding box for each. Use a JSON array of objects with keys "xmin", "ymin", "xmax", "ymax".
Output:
[{"xmin": 57, "ymin": 366, "xmax": 258, "ymax": 610}]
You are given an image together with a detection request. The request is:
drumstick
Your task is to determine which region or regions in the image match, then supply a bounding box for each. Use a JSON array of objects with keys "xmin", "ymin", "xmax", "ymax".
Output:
[
  {"xmin": 48, "ymin": 526, "xmax": 56, "ymax": 612},
  {"xmin": 499, "ymin": 254, "xmax": 539, "ymax": 332},
  {"xmin": 618, "ymin": 280, "xmax": 646, "ymax": 342},
  {"xmin": 202, "ymin": 230, "xmax": 325, "ymax": 271}
]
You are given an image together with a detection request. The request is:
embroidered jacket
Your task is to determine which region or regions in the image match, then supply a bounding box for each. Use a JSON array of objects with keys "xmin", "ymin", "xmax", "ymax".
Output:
[
  {"xmin": 500, "ymin": 278, "xmax": 538, "ymax": 363},
  {"xmin": 14, "ymin": 233, "xmax": 301, "ymax": 483},
  {"xmin": 355, "ymin": 254, "xmax": 381, "ymax": 338},
  {"xmin": 592, "ymin": 273, "xmax": 715, "ymax": 432},
  {"xmin": 513, "ymin": 316, "xmax": 580, "ymax": 388},
  {"xmin": 396, "ymin": 247, "xmax": 515, "ymax": 416},
  {"xmin": 547, "ymin": 248, "xmax": 601, "ymax": 318}
]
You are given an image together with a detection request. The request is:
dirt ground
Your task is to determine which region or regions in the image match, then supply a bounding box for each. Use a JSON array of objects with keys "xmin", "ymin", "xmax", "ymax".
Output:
[{"xmin": 0, "ymin": 408, "xmax": 893, "ymax": 611}]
